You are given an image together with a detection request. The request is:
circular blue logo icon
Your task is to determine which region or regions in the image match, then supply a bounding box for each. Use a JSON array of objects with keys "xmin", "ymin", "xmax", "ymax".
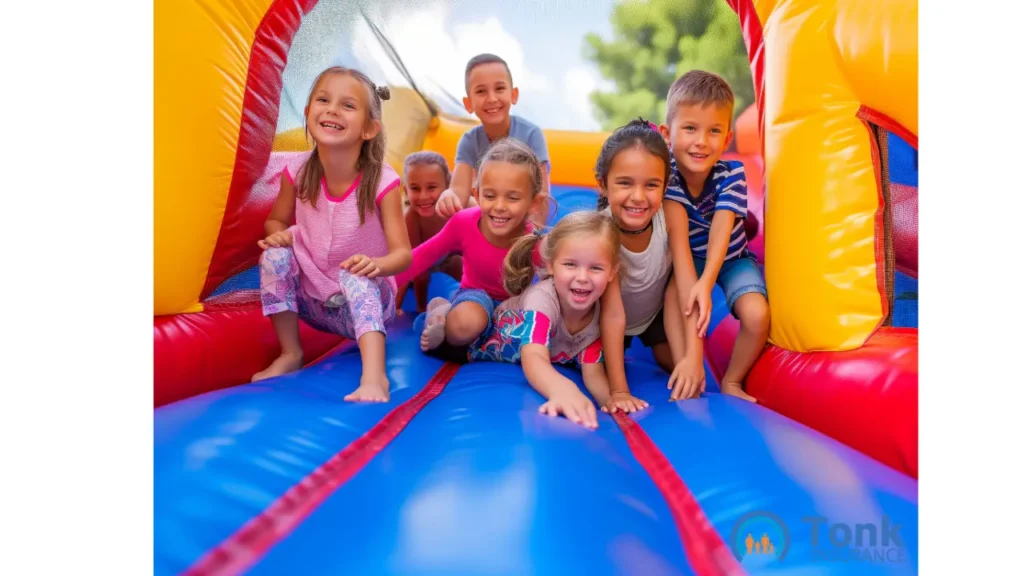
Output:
[{"xmin": 730, "ymin": 510, "xmax": 790, "ymax": 566}]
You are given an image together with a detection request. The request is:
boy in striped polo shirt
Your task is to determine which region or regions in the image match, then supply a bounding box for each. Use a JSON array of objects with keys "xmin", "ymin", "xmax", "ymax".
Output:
[{"xmin": 661, "ymin": 70, "xmax": 769, "ymax": 402}]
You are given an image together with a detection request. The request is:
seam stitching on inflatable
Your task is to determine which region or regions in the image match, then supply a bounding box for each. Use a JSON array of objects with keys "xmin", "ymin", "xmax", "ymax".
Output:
[
  {"xmin": 182, "ymin": 361, "xmax": 461, "ymax": 576},
  {"xmin": 613, "ymin": 412, "xmax": 747, "ymax": 576}
]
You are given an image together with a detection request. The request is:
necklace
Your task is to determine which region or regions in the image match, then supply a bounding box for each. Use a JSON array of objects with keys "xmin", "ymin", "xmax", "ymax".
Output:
[{"xmin": 618, "ymin": 220, "xmax": 653, "ymax": 235}]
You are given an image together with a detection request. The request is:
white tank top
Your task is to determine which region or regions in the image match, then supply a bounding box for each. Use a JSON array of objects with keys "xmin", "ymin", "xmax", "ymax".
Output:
[{"xmin": 604, "ymin": 206, "xmax": 673, "ymax": 335}]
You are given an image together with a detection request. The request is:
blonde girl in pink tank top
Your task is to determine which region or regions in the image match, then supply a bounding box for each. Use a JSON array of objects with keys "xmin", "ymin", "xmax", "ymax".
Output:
[{"xmin": 252, "ymin": 66, "xmax": 412, "ymax": 404}]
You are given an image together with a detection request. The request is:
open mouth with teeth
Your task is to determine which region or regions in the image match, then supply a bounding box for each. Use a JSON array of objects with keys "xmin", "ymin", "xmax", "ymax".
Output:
[
  {"xmin": 483, "ymin": 106, "xmax": 503, "ymax": 116},
  {"xmin": 415, "ymin": 202, "xmax": 435, "ymax": 214},
  {"xmin": 622, "ymin": 206, "xmax": 649, "ymax": 217},
  {"xmin": 489, "ymin": 215, "xmax": 511, "ymax": 227},
  {"xmin": 687, "ymin": 152, "xmax": 709, "ymax": 161},
  {"xmin": 320, "ymin": 121, "xmax": 344, "ymax": 132},
  {"xmin": 568, "ymin": 287, "xmax": 592, "ymax": 303}
]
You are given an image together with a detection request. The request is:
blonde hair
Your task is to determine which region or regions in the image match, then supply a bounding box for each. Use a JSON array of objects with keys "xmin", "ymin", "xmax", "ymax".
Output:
[
  {"xmin": 502, "ymin": 210, "xmax": 620, "ymax": 297},
  {"xmin": 665, "ymin": 70, "xmax": 735, "ymax": 126},
  {"xmin": 297, "ymin": 66, "xmax": 391, "ymax": 224}
]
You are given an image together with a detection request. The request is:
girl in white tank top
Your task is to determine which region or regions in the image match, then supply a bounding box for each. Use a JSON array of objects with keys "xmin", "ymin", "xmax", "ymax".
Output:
[{"xmin": 595, "ymin": 119, "xmax": 709, "ymax": 406}]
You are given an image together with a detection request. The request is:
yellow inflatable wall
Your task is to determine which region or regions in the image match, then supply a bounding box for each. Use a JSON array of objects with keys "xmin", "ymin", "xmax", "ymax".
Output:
[
  {"xmin": 154, "ymin": 0, "xmax": 275, "ymax": 316},
  {"xmin": 753, "ymin": 0, "xmax": 917, "ymax": 351}
]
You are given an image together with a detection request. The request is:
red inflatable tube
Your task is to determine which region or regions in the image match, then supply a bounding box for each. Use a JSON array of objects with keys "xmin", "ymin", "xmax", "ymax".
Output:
[
  {"xmin": 712, "ymin": 326, "xmax": 918, "ymax": 478},
  {"xmin": 154, "ymin": 306, "xmax": 347, "ymax": 408}
]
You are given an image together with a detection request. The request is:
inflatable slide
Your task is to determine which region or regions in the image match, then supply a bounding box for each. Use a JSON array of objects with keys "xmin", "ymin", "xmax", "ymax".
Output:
[{"xmin": 154, "ymin": 0, "xmax": 919, "ymax": 574}]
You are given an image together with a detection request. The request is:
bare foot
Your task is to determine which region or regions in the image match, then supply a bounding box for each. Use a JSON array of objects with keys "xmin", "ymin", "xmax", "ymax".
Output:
[
  {"xmin": 721, "ymin": 382, "xmax": 757, "ymax": 403},
  {"xmin": 252, "ymin": 351, "xmax": 304, "ymax": 382},
  {"xmin": 344, "ymin": 374, "xmax": 390, "ymax": 403},
  {"xmin": 420, "ymin": 297, "xmax": 452, "ymax": 351}
]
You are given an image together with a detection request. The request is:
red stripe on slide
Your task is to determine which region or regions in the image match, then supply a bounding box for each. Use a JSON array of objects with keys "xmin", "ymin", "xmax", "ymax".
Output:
[
  {"xmin": 613, "ymin": 412, "xmax": 747, "ymax": 576},
  {"xmin": 183, "ymin": 361, "xmax": 462, "ymax": 576}
]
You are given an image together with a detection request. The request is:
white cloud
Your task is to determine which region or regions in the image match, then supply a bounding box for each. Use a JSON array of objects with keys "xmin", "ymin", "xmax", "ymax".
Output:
[
  {"xmin": 351, "ymin": 5, "xmax": 552, "ymax": 114},
  {"xmin": 562, "ymin": 65, "xmax": 607, "ymax": 132}
]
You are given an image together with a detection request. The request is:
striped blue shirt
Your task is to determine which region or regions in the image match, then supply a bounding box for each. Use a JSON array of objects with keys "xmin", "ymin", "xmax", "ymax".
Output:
[{"xmin": 664, "ymin": 158, "xmax": 749, "ymax": 261}]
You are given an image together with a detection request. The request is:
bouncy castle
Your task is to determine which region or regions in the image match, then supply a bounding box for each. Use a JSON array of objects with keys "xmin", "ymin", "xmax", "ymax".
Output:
[{"xmin": 154, "ymin": 0, "xmax": 919, "ymax": 574}]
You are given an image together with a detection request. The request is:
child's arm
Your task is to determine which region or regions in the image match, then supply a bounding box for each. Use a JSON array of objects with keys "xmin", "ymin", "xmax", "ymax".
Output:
[
  {"xmin": 580, "ymin": 362, "xmax": 613, "ymax": 410},
  {"xmin": 355, "ymin": 186, "xmax": 411, "ymax": 277},
  {"xmin": 258, "ymin": 173, "xmax": 298, "ymax": 248},
  {"xmin": 435, "ymin": 162, "xmax": 475, "ymax": 218},
  {"xmin": 393, "ymin": 211, "xmax": 463, "ymax": 287},
  {"xmin": 599, "ymin": 278, "xmax": 630, "ymax": 396},
  {"xmin": 701, "ymin": 211, "xmax": 736, "ymax": 288},
  {"xmin": 663, "ymin": 201, "xmax": 706, "ymax": 400},
  {"xmin": 700, "ymin": 164, "xmax": 749, "ymax": 288},
  {"xmin": 395, "ymin": 211, "xmax": 421, "ymax": 310},
  {"xmin": 521, "ymin": 344, "xmax": 599, "ymax": 429}
]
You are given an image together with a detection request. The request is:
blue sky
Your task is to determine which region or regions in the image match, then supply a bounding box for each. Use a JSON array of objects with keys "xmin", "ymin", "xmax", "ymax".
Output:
[{"xmin": 279, "ymin": 0, "xmax": 618, "ymax": 134}]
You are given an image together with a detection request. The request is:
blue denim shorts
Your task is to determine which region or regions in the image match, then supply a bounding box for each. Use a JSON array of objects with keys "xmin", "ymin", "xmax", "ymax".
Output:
[
  {"xmin": 693, "ymin": 252, "xmax": 768, "ymax": 316},
  {"xmin": 451, "ymin": 287, "xmax": 502, "ymax": 335}
]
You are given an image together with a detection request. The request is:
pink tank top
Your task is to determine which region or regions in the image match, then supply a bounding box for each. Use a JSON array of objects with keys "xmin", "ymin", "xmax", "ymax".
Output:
[{"xmin": 280, "ymin": 153, "xmax": 401, "ymax": 303}]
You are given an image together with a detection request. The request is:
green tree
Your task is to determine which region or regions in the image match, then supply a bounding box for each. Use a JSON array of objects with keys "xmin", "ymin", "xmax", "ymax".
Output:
[{"xmin": 583, "ymin": 0, "xmax": 754, "ymax": 131}]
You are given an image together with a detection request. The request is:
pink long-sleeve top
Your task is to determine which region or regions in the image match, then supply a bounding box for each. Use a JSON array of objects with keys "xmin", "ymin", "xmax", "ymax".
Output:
[{"xmin": 396, "ymin": 207, "xmax": 536, "ymax": 302}]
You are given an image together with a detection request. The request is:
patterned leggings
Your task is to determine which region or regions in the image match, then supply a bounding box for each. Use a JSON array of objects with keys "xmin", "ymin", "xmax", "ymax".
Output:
[{"xmin": 259, "ymin": 247, "xmax": 396, "ymax": 340}]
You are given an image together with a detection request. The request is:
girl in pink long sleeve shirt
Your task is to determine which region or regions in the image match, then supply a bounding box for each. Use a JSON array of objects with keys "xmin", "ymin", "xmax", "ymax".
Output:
[{"xmin": 395, "ymin": 138, "xmax": 547, "ymax": 360}]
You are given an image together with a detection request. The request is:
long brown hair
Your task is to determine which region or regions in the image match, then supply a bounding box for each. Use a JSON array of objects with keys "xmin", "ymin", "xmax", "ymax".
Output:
[
  {"xmin": 502, "ymin": 210, "xmax": 620, "ymax": 297},
  {"xmin": 297, "ymin": 66, "xmax": 391, "ymax": 224}
]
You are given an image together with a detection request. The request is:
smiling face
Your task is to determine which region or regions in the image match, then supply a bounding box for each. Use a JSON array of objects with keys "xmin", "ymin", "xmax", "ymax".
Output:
[
  {"xmin": 476, "ymin": 160, "xmax": 537, "ymax": 242},
  {"xmin": 463, "ymin": 62, "xmax": 518, "ymax": 128},
  {"xmin": 405, "ymin": 163, "xmax": 448, "ymax": 217},
  {"xmin": 666, "ymin": 102, "xmax": 734, "ymax": 177},
  {"xmin": 547, "ymin": 233, "xmax": 616, "ymax": 316},
  {"xmin": 304, "ymin": 73, "xmax": 378, "ymax": 149},
  {"xmin": 601, "ymin": 146, "xmax": 667, "ymax": 232}
]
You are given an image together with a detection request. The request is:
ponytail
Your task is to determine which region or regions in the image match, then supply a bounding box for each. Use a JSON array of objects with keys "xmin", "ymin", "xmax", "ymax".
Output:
[{"xmin": 503, "ymin": 232, "xmax": 544, "ymax": 297}]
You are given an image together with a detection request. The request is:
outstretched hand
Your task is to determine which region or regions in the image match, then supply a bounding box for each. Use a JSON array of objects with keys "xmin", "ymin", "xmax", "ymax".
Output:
[
  {"xmin": 602, "ymin": 392, "xmax": 649, "ymax": 414},
  {"xmin": 539, "ymin": 391, "xmax": 599, "ymax": 429},
  {"xmin": 667, "ymin": 355, "xmax": 706, "ymax": 401}
]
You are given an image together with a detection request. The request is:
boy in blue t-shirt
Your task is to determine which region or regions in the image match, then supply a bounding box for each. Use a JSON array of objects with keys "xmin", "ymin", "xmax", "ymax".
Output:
[
  {"xmin": 434, "ymin": 53, "xmax": 551, "ymax": 224},
  {"xmin": 661, "ymin": 70, "xmax": 770, "ymax": 403}
]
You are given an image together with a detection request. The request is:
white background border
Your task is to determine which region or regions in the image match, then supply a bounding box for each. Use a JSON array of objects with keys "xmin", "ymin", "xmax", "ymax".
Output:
[{"xmin": 0, "ymin": 1, "xmax": 1019, "ymax": 572}]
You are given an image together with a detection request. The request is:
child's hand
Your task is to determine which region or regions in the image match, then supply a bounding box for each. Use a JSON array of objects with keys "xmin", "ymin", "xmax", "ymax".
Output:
[
  {"xmin": 257, "ymin": 230, "xmax": 293, "ymax": 250},
  {"xmin": 685, "ymin": 279, "xmax": 714, "ymax": 338},
  {"xmin": 435, "ymin": 188, "xmax": 464, "ymax": 218},
  {"xmin": 668, "ymin": 355, "xmax": 706, "ymax": 401},
  {"xmin": 341, "ymin": 255, "xmax": 381, "ymax": 278},
  {"xmin": 539, "ymin": 391, "xmax": 598, "ymax": 429},
  {"xmin": 602, "ymin": 392, "xmax": 649, "ymax": 414}
]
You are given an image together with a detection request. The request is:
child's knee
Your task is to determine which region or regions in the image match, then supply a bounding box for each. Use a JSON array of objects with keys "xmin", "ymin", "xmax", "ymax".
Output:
[
  {"xmin": 260, "ymin": 246, "xmax": 294, "ymax": 267},
  {"xmin": 737, "ymin": 293, "xmax": 770, "ymax": 335},
  {"xmin": 446, "ymin": 303, "xmax": 488, "ymax": 338}
]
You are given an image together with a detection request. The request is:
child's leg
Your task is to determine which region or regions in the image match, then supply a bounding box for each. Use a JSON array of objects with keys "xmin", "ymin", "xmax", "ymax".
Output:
[
  {"xmin": 420, "ymin": 297, "xmax": 452, "ymax": 351},
  {"xmin": 315, "ymin": 269, "xmax": 397, "ymax": 402},
  {"xmin": 395, "ymin": 281, "xmax": 412, "ymax": 313},
  {"xmin": 253, "ymin": 247, "xmax": 305, "ymax": 382},
  {"xmin": 444, "ymin": 289, "xmax": 496, "ymax": 346},
  {"xmin": 718, "ymin": 256, "xmax": 770, "ymax": 402},
  {"xmin": 412, "ymin": 273, "xmax": 431, "ymax": 313},
  {"xmin": 440, "ymin": 254, "xmax": 464, "ymax": 282}
]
